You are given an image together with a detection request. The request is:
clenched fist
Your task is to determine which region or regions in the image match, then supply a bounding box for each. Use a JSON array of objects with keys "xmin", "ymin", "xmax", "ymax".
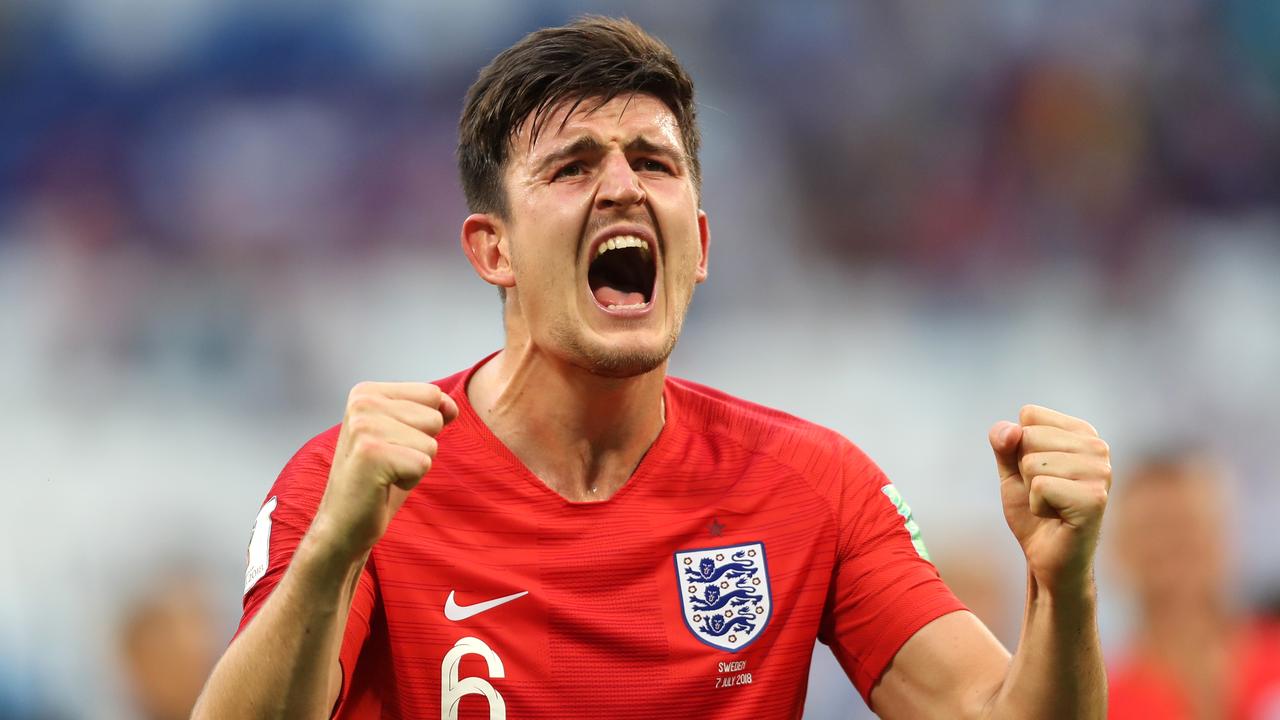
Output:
[
  {"xmin": 311, "ymin": 382, "xmax": 459, "ymax": 562},
  {"xmin": 990, "ymin": 405, "xmax": 1112, "ymax": 595}
]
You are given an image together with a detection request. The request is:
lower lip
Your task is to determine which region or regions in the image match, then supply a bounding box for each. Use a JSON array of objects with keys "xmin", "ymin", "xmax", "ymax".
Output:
[{"xmin": 590, "ymin": 294, "xmax": 656, "ymax": 317}]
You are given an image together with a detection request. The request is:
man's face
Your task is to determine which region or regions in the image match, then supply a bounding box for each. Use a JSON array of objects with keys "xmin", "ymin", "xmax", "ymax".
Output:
[
  {"xmin": 492, "ymin": 94, "xmax": 707, "ymax": 378},
  {"xmin": 1112, "ymin": 471, "xmax": 1229, "ymax": 609}
]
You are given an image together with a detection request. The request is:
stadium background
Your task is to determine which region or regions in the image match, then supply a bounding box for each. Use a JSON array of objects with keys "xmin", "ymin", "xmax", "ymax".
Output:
[{"xmin": 1, "ymin": 1, "xmax": 1278, "ymax": 718}]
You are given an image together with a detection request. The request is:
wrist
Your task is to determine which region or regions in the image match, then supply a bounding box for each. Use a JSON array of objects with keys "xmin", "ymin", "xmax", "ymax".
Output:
[
  {"xmin": 1027, "ymin": 568, "xmax": 1097, "ymax": 616},
  {"xmin": 295, "ymin": 519, "xmax": 370, "ymax": 591},
  {"xmin": 306, "ymin": 501, "xmax": 376, "ymax": 561}
]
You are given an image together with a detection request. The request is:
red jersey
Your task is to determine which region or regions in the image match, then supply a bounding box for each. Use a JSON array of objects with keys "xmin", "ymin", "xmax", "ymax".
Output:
[
  {"xmin": 237, "ymin": 356, "xmax": 964, "ymax": 719},
  {"xmin": 1108, "ymin": 621, "xmax": 1280, "ymax": 720}
]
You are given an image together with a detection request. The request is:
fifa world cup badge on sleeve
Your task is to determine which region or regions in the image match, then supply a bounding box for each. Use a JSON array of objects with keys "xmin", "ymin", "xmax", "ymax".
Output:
[
  {"xmin": 674, "ymin": 542, "xmax": 773, "ymax": 652},
  {"xmin": 244, "ymin": 496, "xmax": 277, "ymax": 595}
]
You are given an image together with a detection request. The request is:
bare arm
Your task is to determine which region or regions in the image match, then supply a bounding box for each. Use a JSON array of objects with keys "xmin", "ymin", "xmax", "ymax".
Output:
[
  {"xmin": 192, "ymin": 382, "xmax": 458, "ymax": 719},
  {"xmin": 984, "ymin": 573, "xmax": 1105, "ymax": 718},
  {"xmin": 190, "ymin": 531, "xmax": 363, "ymax": 720},
  {"xmin": 870, "ymin": 577, "xmax": 1104, "ymax": 719},
  {"xmin": 870, "ymin": 405, "xmax": 1110, "ymax": 719}
]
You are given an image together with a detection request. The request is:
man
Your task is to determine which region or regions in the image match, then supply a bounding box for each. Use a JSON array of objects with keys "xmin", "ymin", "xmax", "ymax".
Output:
[
  {"xmin": 1108, "ymin": 453, "xmax": 1280, "ymax": 719},
  {"xmin": 193, "ymin": 17, "xmax": 1112, "ymax": 719}
]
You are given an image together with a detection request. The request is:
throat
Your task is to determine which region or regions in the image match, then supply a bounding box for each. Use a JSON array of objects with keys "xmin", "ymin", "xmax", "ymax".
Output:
[
  {"xmin": 587, "ymin": 243, "xmax": 654, "ymax": 307},
  {"xmin": 467, "ymin": 350, "xmax": 668, "ymax": 504}
]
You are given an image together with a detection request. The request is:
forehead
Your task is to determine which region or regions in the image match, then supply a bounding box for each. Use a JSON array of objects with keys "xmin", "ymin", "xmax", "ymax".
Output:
[
  {"xmin": 1122, "ymin": 474, "xmax": 1220, "ymax": 520},
  {"xmin": 513, "ymin": 94, "xmax": 684, "ymax": 163}
]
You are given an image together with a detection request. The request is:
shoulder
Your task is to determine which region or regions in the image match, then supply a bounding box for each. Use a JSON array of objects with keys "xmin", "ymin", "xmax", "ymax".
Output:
[
  {"xmin": 665, "ymin": 376, "xmax": 882, "ymax": 487},
  {"xmin": 267, "ymin": 424, "xmax": 342, "ymax": 501},
  {"xmin": 273, "ymin": 366, "xmax": 472, "ymax": 491},
  {"xmin": 431, "ymin": 365, "xmax": 472, "ymax": 398}
]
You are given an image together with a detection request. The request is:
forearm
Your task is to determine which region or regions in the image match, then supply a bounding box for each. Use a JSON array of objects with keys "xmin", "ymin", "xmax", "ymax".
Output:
[
  {"xmin": 192, "ymin": 529, "xmax": 367, "ymax": 720},
  {"xmin": 981, "ymin": 572, "xmax": 1106, "ymax": 720}
]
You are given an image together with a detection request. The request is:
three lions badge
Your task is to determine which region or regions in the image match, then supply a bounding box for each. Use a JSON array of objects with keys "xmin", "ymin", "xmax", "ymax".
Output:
[{"xmin": 674, "ymin": 542, "xmax": 772, "ymax": 652}]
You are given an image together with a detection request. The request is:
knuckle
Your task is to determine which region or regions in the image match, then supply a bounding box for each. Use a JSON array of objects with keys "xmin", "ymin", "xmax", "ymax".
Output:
[
  {"xmin": 1019, "ymin": 404, "xmax": 1037, "ymax": 424},
  {"xmin": 348, "ymin": 393, "xmax": 378, "ymax": 415},
  {"xmin": 422, "ymin": 435, "xmax": 439, "ymax": 457},
  {"xmin": 346, "ymin": 414, "xmax": 372, "ymax": 436},
  {"xmin": 1088, "ymin": 485, "xmax": 1109, "ymax": 510},
  {"xmin": 352, "ymin": 436, "xmax": 382, "ymax": 459},
  {"xmin": 1090, "ymin": 436, "xmax": 1111, "ymax": 458}
]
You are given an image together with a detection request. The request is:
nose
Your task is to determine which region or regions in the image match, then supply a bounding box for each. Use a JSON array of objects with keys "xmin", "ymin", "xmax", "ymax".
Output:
[{"xmin": 595, "ymin": 151, "xmax": 645, "ymax": 210}]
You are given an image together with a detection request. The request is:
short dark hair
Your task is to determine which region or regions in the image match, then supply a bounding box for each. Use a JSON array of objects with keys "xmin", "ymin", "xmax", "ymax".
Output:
[{"xmin": 458, "ymin": 16, "xmax": 700, "ymax": 218}]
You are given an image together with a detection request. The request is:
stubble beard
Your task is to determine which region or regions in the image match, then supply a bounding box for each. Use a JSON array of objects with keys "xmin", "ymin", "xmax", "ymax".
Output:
[
  {"xmin": 552, "ymin": 282, "xmax": 694, "ymax": 380},
  {"xmin": 563, "ymin": 326, "xmax": 678, "ymax": 378}
]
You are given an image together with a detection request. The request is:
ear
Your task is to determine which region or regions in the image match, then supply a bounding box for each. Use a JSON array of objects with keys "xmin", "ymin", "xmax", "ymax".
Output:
[
  {"xmin": 461, "ymin": 213, "xmax": 515, "ymax": 290},
  {"xmin": 694, "ymin": 209, "xmax": 710, "ymax": 284}
]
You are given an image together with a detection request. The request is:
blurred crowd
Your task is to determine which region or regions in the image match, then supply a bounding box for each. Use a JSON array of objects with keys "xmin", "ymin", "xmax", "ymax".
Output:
[{"xmin": 2, "ymin": 1, "xmax": 1278, "ymax": 718}]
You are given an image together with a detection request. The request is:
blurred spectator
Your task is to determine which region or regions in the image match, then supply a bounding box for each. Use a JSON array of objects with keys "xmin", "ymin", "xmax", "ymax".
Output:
[
  {"xmin": 1107, "ymin": 452, "xmax": 1280, "ymax": 720},
  {"xmin": 116, "ymin": 572, "xmax": 218, "ymax": 720}
]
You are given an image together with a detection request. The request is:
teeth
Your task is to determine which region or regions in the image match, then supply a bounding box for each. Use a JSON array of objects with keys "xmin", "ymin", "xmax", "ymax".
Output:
[
  {"xmin": 595, "ymin": 235, "xmax": 652, "ymax": 258},
  {"xmin": 606, "ymin": 302, "xmax": 647, "ymax": 310}
]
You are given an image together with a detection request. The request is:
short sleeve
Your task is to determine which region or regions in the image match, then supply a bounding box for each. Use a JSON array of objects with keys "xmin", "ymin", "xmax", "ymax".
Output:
[
  {"xmin": 233, "ymin": 428, "xmax": 377, "ymax": 716},
  {"xmin": 817, "ymin": 442, "xmax": 966, "ymax": 704}
]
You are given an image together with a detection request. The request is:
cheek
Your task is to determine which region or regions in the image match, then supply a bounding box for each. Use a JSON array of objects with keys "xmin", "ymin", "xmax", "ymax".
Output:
[
  {"xmin": 521, "ymin": 257, "xmax": 572, "ymax": 300},
  {"xmin": 666, "ymin": 227, "xmax": 703, "ymax": 278},
  {"xmin": 649, "ymin": 190, "xmax": 701, "ymax": 263}
]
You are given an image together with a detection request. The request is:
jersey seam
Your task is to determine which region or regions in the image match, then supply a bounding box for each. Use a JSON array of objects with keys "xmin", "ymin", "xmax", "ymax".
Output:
[{"xmin": 694, "ymin": 423, "xmax": 843, "ymax": 554}]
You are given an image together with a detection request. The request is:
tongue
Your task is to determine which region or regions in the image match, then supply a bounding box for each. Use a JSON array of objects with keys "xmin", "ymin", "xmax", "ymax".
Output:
[{"xmin": 593, "ymin": 285, "xmax": 645, "ymax": 307}]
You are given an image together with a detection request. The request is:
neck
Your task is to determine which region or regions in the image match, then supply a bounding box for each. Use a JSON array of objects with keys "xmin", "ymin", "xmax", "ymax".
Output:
[
  {"xmin": 1135, "ymin": 596, "xmax": 1235, "ymax": 720},
  {"xmin": 1136, "ymin": 593, "xmax": 1232, "ymax": 656},
  {"xmin": 467, "ymin": 341, "xmax": 667, "ymax": 503}
]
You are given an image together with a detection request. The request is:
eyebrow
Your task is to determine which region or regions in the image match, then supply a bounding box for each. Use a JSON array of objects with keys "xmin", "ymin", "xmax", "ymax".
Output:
[{"xmin": 532, "ymin": 135, "xmax": 686, "ymax": 175}]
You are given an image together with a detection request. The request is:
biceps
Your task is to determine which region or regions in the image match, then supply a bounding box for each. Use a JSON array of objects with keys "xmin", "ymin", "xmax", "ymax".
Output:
[
  {"xmin": 868, "ymin": 610, "xmax": 1010, "ymax": 720},
  {"xmin": 328, "ymin": 660, "xmax": 343, "ymax": 716}
]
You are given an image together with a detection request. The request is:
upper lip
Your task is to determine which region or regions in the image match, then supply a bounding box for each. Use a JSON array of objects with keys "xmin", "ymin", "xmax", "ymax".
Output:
[{"xmin": 587, "ymin": 223, "xmax": 659, "ymax": 262}]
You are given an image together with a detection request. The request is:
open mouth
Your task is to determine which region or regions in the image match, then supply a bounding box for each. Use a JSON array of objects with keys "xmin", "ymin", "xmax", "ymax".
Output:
[{"xmin": 588, "ymin": 235, "xmax": 656, "ymax": 311}]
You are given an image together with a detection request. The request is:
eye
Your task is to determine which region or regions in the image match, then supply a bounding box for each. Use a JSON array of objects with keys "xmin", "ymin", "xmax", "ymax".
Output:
[
  {"xmin": 553, "ymin": 162, "xmax": 584, "ymax": 180},
  {"xmin": 636, "ymin": 158, "xmax": 672, "ymax": 174}
]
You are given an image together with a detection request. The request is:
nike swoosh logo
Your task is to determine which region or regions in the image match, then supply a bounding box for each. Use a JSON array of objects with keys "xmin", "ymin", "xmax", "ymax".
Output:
[{"xmin": 444, "ymin": 590, "xmax": 529, "ymax": 621}]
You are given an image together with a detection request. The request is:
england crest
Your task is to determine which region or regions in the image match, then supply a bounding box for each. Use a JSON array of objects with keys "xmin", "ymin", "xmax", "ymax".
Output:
[{"xmin": 674, "ymin": 541, "xmax": 772, "ymax": 652}]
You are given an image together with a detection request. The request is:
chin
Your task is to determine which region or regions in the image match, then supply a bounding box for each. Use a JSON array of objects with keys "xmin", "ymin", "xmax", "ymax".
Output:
[
  {"xmin": 541, "ymin": 299, "xmax": 688, "ymax": 379},
  {"xmin": 557, "ymin": 327, "xmax": 676, "ymax": 379},
  {"xmin": 583, "ymin": 347, "xmax": 668, "ymax": 378}
]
